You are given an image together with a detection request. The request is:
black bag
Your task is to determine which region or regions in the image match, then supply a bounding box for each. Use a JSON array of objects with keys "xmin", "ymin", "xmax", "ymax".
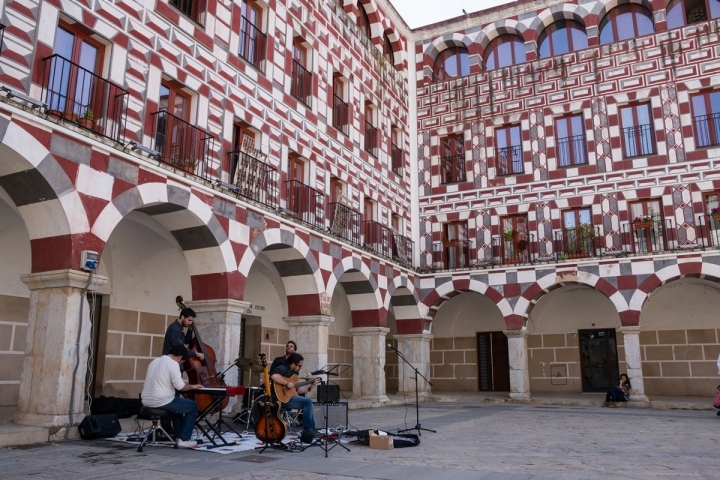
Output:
[
  {"xmin": 353, "ymin": 429, "xmax": 420, "ymax": 448},
  {"xmin": 90, "ymin": 396, "xmax": 133, "ymax": 419}
]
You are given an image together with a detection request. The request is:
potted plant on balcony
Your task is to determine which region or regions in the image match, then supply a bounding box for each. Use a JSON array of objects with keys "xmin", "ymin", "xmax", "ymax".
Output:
[
  {"xmin": 503, "ymin": 229, "xmax": 518, "ymax": 242},
  {"xmin": 78, "ymin": 108, "xmax": 93, "ymax": 129},
  {"xmin": 711, "ymin": 207, "xmax": 720, "ymax": 221},
  {"xmin": 633, "ymin": 215, "xmax": 653, "ymax": 228}
]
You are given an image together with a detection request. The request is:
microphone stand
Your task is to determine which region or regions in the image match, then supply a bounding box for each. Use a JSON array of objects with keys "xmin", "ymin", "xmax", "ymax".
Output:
[{"xmin": 390, "ymin": 344, "xmax": 435, "ymax": 436}]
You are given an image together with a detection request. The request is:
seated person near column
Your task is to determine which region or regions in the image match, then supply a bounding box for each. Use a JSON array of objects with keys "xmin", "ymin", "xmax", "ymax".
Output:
[
  {"xmin": 141, "ymin": 345, "xmax": 204, "ymax": 448},
  {"xmin": 163, "ymin": 307, "xmax": 204, "ymax": 363},
  {"xmin": 603, "ymin": 373, "xmax": 631, "ymax": 406},
  {"xmin": 270, "ymin": 340, "xmax": 297, "ymax": 374},
  {"xmin": 713, "ymin": 385, "xmax": 720, "ymax": 416},
  {"xmin": 270, "ymin": 352, "xmax": 318, "ymax": 440}
]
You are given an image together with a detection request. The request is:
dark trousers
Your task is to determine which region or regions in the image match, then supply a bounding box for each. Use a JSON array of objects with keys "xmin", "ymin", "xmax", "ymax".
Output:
[{"xmin": 606, "ymin": 388, "xmax": 627, "ymax": 402}]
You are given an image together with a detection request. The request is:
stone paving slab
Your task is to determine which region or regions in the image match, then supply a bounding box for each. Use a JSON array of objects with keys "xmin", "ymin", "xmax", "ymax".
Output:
[{"xmin": 2, "ymin": 403, "xmax": 719, "ymax": 479}]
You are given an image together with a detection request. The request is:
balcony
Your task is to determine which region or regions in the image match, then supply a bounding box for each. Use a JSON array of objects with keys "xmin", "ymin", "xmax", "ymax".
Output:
[
  {"xmin": 291, "ymin": 59, "xmax": 312, "ymax": 107},
  {"xmin": 697, "ymin": 214, "xmax": 720, "ymax": 248},
  {"xmin": 496, "ymin": 145, "xmax": 523, "ymax": 176},
  {"xmin": 151, "ymin": 109, "xmax": 214, "ymax": 180},
  {"xmin": 328, "ymin": 202, "xmax": 361, "ymax": 245},
  {"xmin": 284, "ymin": 180, "xmax": 324, "ymax": 229},
  {"xmin": 391, "ymin": 143, "xmax": 403, "ymax": 175},
  {"xmin": 364, "ymin": 121, "xmax": 378, "ymax": 157},
  {"xmin": 554, "ymin": 225, "xmax": 600, "ymax": 260},
  {"xmin": 41, "ymin": 54, "xmax": 129, "ymax": 143},
  {"xmin": 621, "ymin": 219, "xmax": 676, "ymax": 254},
  {"xmin": 392, "ymin": 233, "xmax": 413, "ymax": 267},
  {"xmin": 239, "ymin": 16, "xmax": 267, "ymax": 70},
  {"xmin": 226, "ymin": 150, "xmax": 278, "ymax": 209},
  {"xmin": 693, "ymin": 113, "xmax": 720, "ymax": 147},
  {"xmin": 556, "ymin": 134, "xmax": 587, "ymax": 167},
  {"xmin": 432, "ymin": 240, "xmax": 470, "ymax": 270},
  {"xmin": 332, "ymin": 93, "xmax": 349, "ymax": 136},
  {"xmin": 363, "ymin": 220, "xmax": 391, "ymax": 257},
  {"xmin": 622, "ymin": 124, "xmax": 655, "ymax": 157},
  {"xmin": 492, "ymin": 232, "xmax": 535, "ymax": 265}
]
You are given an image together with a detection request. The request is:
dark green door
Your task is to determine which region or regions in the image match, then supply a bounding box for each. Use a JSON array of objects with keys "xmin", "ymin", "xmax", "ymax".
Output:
[{"xmin": 579, "ymin": 329, "xmax": 619, "ymax": 392}]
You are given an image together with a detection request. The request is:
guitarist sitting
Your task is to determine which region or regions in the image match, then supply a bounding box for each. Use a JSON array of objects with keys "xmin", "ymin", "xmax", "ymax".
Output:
[{"xmin": 270, "ymin": 353, "xmax": 320, "ymax": 442}]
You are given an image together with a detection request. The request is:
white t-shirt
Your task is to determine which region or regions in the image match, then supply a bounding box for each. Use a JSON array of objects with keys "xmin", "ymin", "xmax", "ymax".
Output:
[{"xmin": 141, "ymin": 355, "xmax": 185, "ymax": 408}]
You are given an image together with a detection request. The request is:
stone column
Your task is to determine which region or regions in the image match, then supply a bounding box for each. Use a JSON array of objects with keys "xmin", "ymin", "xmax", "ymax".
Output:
[
  {"xmin": 504, "ymin": 329, "xmax": 531, "ymax": 401},
  {"xmin": 186, "ymin": 299, "xmax": 250, "ymax": 411},
  {"xmin": 349, "ymin": 327, "xmax": 390, "ymax": 402},
  {"xmin": 619, "ymin": 325, "xmax": 649, "ymax": 402},
  {"xmin": 283, "ymin": 315, "xmax": 333, "ymax": 380},
  {"xmin": 393, "ymin": 333, "xmax": 433, "ymax": 397},
  {"xmin": 14, "ymin": 270, "xmax": 108, "ymax": 427}
]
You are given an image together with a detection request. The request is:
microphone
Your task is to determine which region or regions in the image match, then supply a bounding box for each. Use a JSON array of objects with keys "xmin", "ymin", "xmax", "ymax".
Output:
[{"xmin": 387, "ymin": 343, "xmax": 398, "ymax": 351}]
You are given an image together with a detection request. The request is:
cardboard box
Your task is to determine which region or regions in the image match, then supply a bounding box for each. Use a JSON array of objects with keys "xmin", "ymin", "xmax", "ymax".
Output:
[{"xmin": 368, "ymin": 431, "xmax": 393, "ymax": 450}]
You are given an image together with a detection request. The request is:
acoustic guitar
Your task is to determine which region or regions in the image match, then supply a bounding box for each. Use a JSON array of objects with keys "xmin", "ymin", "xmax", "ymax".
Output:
[
  {"xmin": 273, "ymin": 375, "xmax": 320, "ymax": 403},
  {"xmin": 254, "ymin": 353, "xmax": 287, "ymax": 444}
]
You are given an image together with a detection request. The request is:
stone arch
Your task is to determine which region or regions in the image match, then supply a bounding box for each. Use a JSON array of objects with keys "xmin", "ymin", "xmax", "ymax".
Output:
[
  {"xmin": 422, "ymin": 278, "xmax": 512, "ymax": 325},
  {"xmin": 591, "ymin": 0, "xmax": 655, "ymax": 22},
  {"xmin": 356, "ymin": 0, "xmax": 383, "ymax": 40},
  {"xmin": 630, "ymin": 259, "xmax": 720, "ymax": 324},
  {"xmin": 92, "ymin": 182, "xmax": 238, "ymax": 299},
  {"xmin": 0, "ymin": 117, "xmax": 91, "ymax": 271},
  {"xmin": 239, "ymin": 228, "xmax": 323, "ymax": 316},
  {"xmin": 477, "ymin": 19, "xmax": 526, "ymax": 51},
  {"xmin": 425, "ymin": 33, "xmax": 472, "ymax": 65},
  {"xmin": 327, "ymin": 256, "xmax": 384, "ymax": 327},
  {"xmin": 529, "ymin": 5, "xmax": 591, "ymax": 47},
  {"xmin": 518, "ymin": 269, "xmax": 629, "ymax": 325},
  {"xmin": 385, "ymin": 275, "xmax": 424, "ymax": 334}
]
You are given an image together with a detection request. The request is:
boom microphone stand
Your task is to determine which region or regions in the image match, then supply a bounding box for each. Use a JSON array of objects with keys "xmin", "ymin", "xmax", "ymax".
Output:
[{"xmin": 389, "ymin": 343, "xmax": 435, "ymax": 436}]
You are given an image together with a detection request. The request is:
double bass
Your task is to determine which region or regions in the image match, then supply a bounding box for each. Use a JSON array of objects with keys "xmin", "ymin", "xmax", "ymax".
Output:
[
  {"xmin": 254, "ymin": 352, "xmax": 287, "ymax": 443},
  {"xmin": 176, "ymin": 295, "xmax": 229, "ymax": 411}
]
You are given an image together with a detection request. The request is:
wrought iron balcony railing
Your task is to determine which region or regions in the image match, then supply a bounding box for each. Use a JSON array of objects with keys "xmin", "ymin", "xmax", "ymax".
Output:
[
  {"xmin": 332, "ymin": 94, "xmax": 349, "ymax": 136},
  {"xmin": 41, "ymin": 54, "xmax": 129, "ymax": 143},
  {"xmin": 621, "ymin": 219, "xmax": 675, "ymax": 254},
  {"xmin": 432, "ymin": 240, "xmax": 470, "ymax": 270},
  {"xmin": 392, "ymin": 233, "xmax": 413, "ymax": 267},
  {"xmin": 239, "ymin": 16, "xmax": 267, "ymax": 70},
  {"xmin": 363, "ymin": 220, "xmax": 391, "ymax": 257},
  {"xmin": 693, "ymin": 113, "xmax": 720, "ymax": 147},
  {"xmin": 328, "ymin": 202, "xmax": 362, "ymax": 245},
  {"xmin": 696, "ymin": 214, "xmax": 720, "ymax": 249},
  {"xmin": 556, "ymin": 134, "xmax": 587, "ymax": 167},
  {"xmin": 391, "ymin": 143, "xmax": 403, "ymax": 175},
  {"xmin": 554, "ymin": 225, "xmax": 600, "ymax": 259},
  {"xmin": 291, "ymin": 59, "xmax": 312, "ymax": 107},
  {"xmin": 622, "ymin": 124, "xmax": 655, "ymax": 157},
  {"xmin": 492, "ymin": 233, "xmax": 536, "ymax": 265},
  {"xmin": 226, "ymin": 150, "xmax": 278, "ymax": 209},
  {"xmin": 151, "ymin": 109, "xmax": 214, "ymax": 180},
  {"xmin": 284, "ymin": 180, "xmax": 324, "ymax": 229},
  {"xmin": 496, "ymin": 145, "xmax": 523, "ymax": 176},
  {"xmin": 364, "ymin": 121, "xmax": 378, "ymax": 157},
  {"xmin": 441, "ymin": 153, "xmax": 466, "ymax": 183}
]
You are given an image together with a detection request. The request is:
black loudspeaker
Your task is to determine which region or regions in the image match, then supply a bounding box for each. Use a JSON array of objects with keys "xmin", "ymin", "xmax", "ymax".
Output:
[
  {"xmin": 316, "ymin": 384, "xmax": 340, "ymax": 403},
  {"xmin": 78, "ymin": 414, "xmax": 122, "ymax": 440},
  {"xmin": 312, "ymin": 402, "xmax": 348, "ymax": 429}
]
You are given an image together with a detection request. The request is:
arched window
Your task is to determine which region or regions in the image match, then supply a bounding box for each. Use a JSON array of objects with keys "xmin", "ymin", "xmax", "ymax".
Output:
[
  {"xmin": 538, "ymin": 20, "xmax": 588, "ymax": 58},
  {"xmin": 484, "ymin": 35, "xmax": 525, "ymax": 71},
  {"xmin": 432, "ymin": 46, "xmax": 469, "ymax": 82},
  {"xmin": 599, "ymin": 4, "xmax": 654, "ymax": 44},
  {"xmin": 357, "ymin": 1, "xmax": 371, "ymax": 39},
  {"xmin": 666, "ymin": 0, "xmax": 720, "ymax": 29},
  {"xmin": 383, "ymin": 34, "xmax": 394, "ymax": 65}
]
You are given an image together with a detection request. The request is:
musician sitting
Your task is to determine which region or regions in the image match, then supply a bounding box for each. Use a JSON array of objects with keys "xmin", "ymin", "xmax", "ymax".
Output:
[
  {"xmin": 141, "ymin": 345, "xmax": 204, "ymax": 448},
  {"xmin": 270, "ymin": 353, "xmax": 319, "ymax": 442}
]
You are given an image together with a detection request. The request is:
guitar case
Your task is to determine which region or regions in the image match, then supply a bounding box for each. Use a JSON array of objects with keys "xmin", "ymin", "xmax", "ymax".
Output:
[{"xmin": 354, "ymin": 429, "xmax": 420, "ymax": 448}]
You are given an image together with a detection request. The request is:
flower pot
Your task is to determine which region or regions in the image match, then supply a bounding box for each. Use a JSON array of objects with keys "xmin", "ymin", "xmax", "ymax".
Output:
[
  {"xmin": 712, "ymin": 213, "xmax": 720, "ymax": 221},
  {"xmin": 78, "ymin": 117, "xmax": 93, "ymax": 129},
  {"xmin": 633, "ymin": 221, "xmax": 653, "ymax": 229}
]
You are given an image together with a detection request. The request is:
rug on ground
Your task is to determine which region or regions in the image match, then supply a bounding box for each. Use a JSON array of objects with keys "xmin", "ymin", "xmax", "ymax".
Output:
[{"xmin": 107, "ymin": 431, "xmax": 303, "ymax": 454}]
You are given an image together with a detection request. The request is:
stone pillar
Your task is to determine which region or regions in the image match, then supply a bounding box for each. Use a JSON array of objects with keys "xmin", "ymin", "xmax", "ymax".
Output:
[
  {"xmin": 349, "ymin": 327, "xmax": 390, "ymax": 402},
  {"xmin": 504, "ymin": 329, "xmax": 531, "ymax": 401},
  {"xmin": 14, "ymin": 270, "xmax": 108, "ymax": 427},
  {"xmin": 283, "ymin": 315, "xmax": 333, "ymax": 381},
  {"xmin": 393, "ymin": 333, "xmax": 433, "ymax": 397},
  {"xmin": 619, "ymin": 325, "xmax": 649, "ymax": 402},
  {"xmin": 186, "ymin": 299, "xmax": 250, "ymax": 411}
]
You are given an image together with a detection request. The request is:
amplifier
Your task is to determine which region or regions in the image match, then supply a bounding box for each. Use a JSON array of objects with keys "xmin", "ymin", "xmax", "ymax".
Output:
[
  {"xmin": 312, "ymin": 401, "xmax": 348, "ymax": 429},
  {"xmin": 316, "ymin": 384, "xmax": 340, "ymax": 403},
  {"xmin": 78, "ymin": 414, "xmax": 122, "ymax": 440}
]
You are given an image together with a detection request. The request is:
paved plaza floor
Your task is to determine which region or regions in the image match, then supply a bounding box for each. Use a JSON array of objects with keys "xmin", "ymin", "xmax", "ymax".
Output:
[{"xmin": 2, "ymin": 401, "xmax": 718, "ymax": 479}]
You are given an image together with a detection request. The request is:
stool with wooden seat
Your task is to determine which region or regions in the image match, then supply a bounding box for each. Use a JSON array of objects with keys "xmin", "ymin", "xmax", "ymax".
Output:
[{"xmin": 135, "ymin": 406, "xmax": 178, "ymax": 452}]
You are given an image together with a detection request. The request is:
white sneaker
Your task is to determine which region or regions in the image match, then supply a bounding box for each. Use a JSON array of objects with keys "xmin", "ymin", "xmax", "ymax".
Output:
[{"xmin": 177, "ymin": 439, "xmax": 197, "ymax": 448}]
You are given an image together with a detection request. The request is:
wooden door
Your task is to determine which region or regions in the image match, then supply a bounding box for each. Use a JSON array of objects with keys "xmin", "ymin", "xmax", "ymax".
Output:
[
  {"xmin": 579, "ymin": 329, "xmax": 619, "ymax": 392},
  {"xmin": 476, "ymin": 332, "xmax": 510, "ymax": 392}
]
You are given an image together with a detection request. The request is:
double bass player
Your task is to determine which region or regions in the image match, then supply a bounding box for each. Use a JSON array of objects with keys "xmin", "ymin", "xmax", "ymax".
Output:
[{"xmin": 163, "ymin": 307, "xmax": 204, "ymax": 363}]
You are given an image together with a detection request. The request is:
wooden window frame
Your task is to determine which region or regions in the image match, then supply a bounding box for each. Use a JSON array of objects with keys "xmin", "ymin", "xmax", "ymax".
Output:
[{"xmin": 440, "ymin": 133, "xmax": 466, "ymax": 184}]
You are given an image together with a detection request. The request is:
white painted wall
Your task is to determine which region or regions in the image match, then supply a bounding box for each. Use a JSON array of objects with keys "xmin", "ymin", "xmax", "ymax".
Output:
[
  {"xmin": 527, "ymin": 284, "xmax": 620, "ymax": 334},
  {"xmin": 0, "ymin": 197, "xmax": 31, "ymax": 298},
  {"xmin": 244, "ymin": 260, "xmax": 287, "ymax": 329},
  {"xmin": 640, "ymin": 278, "xmax": 720, "ymax": 330},
  {"xmin": 329, "ymin": 284, "xmax": 351, "ymax": 334},
  {"xmin": 431, "ymin": 292, "xmax": 506, "ymax": 336}
]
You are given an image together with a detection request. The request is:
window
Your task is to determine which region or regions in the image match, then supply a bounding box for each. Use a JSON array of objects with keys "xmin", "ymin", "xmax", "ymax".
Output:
[
  {"xmin": 391, "ymin": 126, "xmax": 403, "ymax": 175},
  {"xmin": 500, "ymin": 215, "xmax": 529, "ymax": 264},
  {"xmin": 332, "ymin": 74, "xmax": 349, "ymax": 135},
  {"xmin": 495, "ymin": 125, "xmax": 523, "ymax": 175},
  {"xmin": 432, "ymin": 46, "xmax": 470, "ymax": 82},
  {"xmin": 287, "ymin": 154, "xmax": 306, "ymax": 214},
  {"xmin": 620, "ymin": 103, "xmax": 655, "ymax": 157},
  {"xmin": 230, "ymin": 121, "xmax": 257, "ymax": 183},
  {"xmin": 561, "ymin": 208, "xmax": 595, "ymax": 258},
  {"xmin": 538, "ymin": 20, "xmax": 588, "ymax": 58},
  {"xmin": 443, "ymin": 222, "xmax": 469, "ymax": 269},
  {"xmin": 364, "ymin": 197, "xmax": 375, "ymax": 222},
  {"xmin": 291, "ymin": 39, "xmax": 312, "ymax": 107},
  {"xmin": 155, "ymin": 80, "xmax": 192, "ymax": 167},
  {"xmin": 239, "ymin": 0, "xmax": 266, "ymax": 69},
  {"xmin": 599, "ymin": 4, "xmax": 654, "ymax": 44},
  {"xmin": 440, "ymin": 134, "xmax": 466, "ymax": 183},
  {"xmin": 484, "ymin": 35, "xmax": 525, "ymax": 71},
  {"xmin": 357, "ymin": 1, "xmax": 371, "ymax": 39},
  {"xmin": 705, "ymin": 191, "xmax": 720, "ymax": 237},
  {"xmin": 629, "ymin": 199, "xmax": 663, "ymax": 253},
  {"xmin": 691, "ymin": 91, "xmax": 720, "ymax": 147},
  {"xmin": 364, "ymin": 103, "xmax": 378, "ymax": 157},
  {"xmin": 391, "ymin": 213, "xmax": 402, "ymax": 234},
  {"xmin": 170, "ymin": 0, "xmax": 206, "ymax": 26},
  {"xmin": 667, "ymin": 0, "xmax": 720, "ymax": 29},
  {"xmin": 383, "ymin": 34, "xmax": 394, "ymax": 65},
  {"xmin": 330, "ymin": 177, "xmax": 344, "ymax": 205},
  {"xmin": 555, "ymin": 114, "xmax": 586, "ymax": 167}
]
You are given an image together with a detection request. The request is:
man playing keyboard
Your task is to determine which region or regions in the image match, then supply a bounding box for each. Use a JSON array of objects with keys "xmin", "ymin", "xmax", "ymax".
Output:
[{"xmin": 141, "ymin": 345, "xmax": 204, "ymax": 448}]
